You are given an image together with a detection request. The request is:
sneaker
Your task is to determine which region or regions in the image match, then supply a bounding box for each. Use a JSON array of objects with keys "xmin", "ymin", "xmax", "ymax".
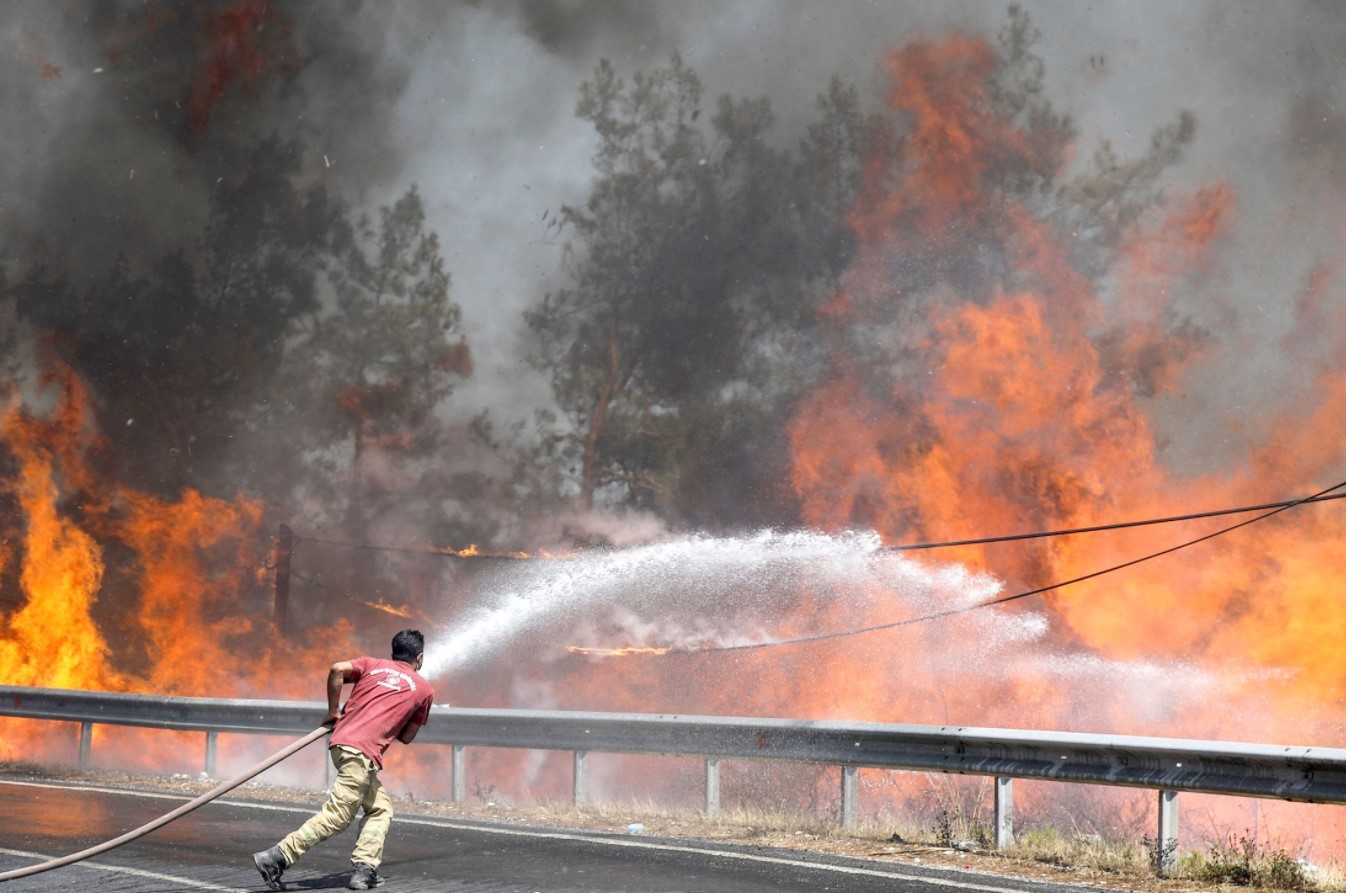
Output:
[
  {"xmin": 251, "ymin": 845, "xmax": 287, "ymax": 891},
  {"xmin": 348, "ymin": 862, "xmax": 384, "ymax": 889}
]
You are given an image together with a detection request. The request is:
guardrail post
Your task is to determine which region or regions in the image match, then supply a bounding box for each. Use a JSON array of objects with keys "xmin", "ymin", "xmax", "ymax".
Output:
[
  {"xmin": 1156, "ymin": 789, "xmax": 1179, "ymax": 876},
  {"xmin": 705, "ymin": 758, "xmax": 720, "ymax": 817},
  {"xmin": 205, "ymin": 731, "xmax": 218, "ymax": 777},
  {"xmin": 452, "ymin": 745, "xmax": 466, "ymax": 803},
  {"xmin": 840, "ymin": 766, "xmax": 857, "ymax": 828},
  {"xmin": 79, "ymin": 722, "xmax": 93, "ymax": 769},
  {"xmin": 994, "ymin": 776, "xmax": 1013, "ymax": 848},
  {"xmin": 573, "ymin": 751, "xmax": 589, "ymax": 806}
]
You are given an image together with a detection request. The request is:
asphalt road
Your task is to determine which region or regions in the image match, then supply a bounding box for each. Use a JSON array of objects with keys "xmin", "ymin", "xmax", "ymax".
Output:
[{"xmin": 0, "ymin": 780, "xmax": 1101, "ymax": 893}]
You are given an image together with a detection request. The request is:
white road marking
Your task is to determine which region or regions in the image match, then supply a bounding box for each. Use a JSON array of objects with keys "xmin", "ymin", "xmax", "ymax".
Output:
[
  {"xmin": 3, "ymin": 779, "xmax": 215, "ymax": 800},
  {"xmin": 0, "ymin": 847, "xmax": 245, "ymax": 891}
]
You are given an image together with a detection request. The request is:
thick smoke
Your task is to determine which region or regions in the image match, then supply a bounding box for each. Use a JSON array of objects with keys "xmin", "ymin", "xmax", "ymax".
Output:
[{"xmin": 1, "ymin": 2, "xmax": 423, "ymax": 282}]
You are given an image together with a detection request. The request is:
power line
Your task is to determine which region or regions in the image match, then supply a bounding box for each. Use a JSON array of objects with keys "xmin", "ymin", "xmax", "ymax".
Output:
[
  {"xmin": 886, "ymin": 492, "xmax": 1346, "ymax": 551},
  {"xmin": 656, "ymin": 478, "xmax": 1346, "ymax": 656}
]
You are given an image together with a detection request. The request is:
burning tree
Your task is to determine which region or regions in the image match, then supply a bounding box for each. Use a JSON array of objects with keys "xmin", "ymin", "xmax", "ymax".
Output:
[
  {"xmin": 788, "ymin": 8, "xmax": 1197, "ymax": 548},
  {"xmin": 773, "ymin": 6, "xmax": 1346, "ymax": 763}
]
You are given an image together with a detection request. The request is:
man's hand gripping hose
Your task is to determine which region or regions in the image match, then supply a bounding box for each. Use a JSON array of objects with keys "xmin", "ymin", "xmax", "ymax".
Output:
[{"xmin": 0, "ymin": 725, "xmax": 330, "ymax": 882}]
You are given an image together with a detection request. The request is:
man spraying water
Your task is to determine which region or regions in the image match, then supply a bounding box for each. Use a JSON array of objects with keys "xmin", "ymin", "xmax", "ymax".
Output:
[{"xmin": 252, "ymin": 629, "xmax": 435, "ymax": 891}]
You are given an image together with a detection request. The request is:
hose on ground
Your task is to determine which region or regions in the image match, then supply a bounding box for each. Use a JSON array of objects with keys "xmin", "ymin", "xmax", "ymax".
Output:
[{"xmin": 0, "ymin": 725, "xmax": 330, "ymax": 882}]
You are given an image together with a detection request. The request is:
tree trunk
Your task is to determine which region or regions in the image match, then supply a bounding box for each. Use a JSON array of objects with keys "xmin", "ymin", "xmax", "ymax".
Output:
[{"xmin": 580, "ymin": 320, "xmax": 621, "ymax": 509}]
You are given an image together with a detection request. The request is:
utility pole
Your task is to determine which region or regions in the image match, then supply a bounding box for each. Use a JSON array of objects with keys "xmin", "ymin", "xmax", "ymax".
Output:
[{"xmin": 274, "ymin": 524, "xmax": 294, "ymax": 635}]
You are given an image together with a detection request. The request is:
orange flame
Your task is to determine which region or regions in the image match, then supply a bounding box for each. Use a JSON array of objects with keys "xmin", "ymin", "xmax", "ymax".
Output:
[
  {"xmin": 0, "ymin": 365, "xmax": 117, "ymax": 691},
  {"xmin": 780, "ymin": 31, "xmax": 1345, "ymax": 752},
  {"xmin": 0, "ymin": 359, "xmax": 357, "ymax": 771},
  {"xmin": 357, "ymin": 599, "xmax": 416, "ymax": 620},
  {"xmin": 438, "ymin": 543, "xmax": 533, "ymax": 560}
]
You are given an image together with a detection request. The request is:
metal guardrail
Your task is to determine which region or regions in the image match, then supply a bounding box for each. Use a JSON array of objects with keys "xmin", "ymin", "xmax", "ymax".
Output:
[{"xmin": 4, "ymin": 684, "xmax": 1346, "ymax": 874}]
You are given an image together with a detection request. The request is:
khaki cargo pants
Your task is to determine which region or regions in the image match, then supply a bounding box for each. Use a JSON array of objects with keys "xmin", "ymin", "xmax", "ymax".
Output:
[{"xmin": 277, "ymin": 745, "xmax": 393, "ymax": 869}]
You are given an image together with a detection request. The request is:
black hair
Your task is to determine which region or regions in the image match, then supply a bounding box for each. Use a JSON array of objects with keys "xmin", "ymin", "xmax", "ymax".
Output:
[{"xmin": 391, "ymin": 629, "xmax": 425, "ymax": 663}]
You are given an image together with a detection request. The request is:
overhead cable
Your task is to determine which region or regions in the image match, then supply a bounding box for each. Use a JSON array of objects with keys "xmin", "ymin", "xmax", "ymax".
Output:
[
  {"xmin": 655, "ymin": 478, "xmax": 1346, "ymax": 655},
  {"xmin": 886, "ymin": 492, "xmax": 1346, "ymax": 552}
]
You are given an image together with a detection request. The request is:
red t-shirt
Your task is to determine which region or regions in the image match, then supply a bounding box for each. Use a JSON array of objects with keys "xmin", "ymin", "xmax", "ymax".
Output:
[{"xmin": 330, "ymin": 657, "xmax": 434, "ymax": 769}]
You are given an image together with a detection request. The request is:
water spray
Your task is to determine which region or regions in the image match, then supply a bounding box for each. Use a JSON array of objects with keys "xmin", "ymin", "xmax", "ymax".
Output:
[
  {"xmin": 301, "ymin": 486, "xmax": 1346, "ymax": 675},
  {"xmin": 419, "ymin": 529, "xmax": 1008, "ymax": 678},
  {"xmin": 510, "ymin": 482, "xmax": 1346, "ymax": 661},
  {"xmin": 0, "ymin": 726, "xmax": 329, "ymax": 882}
]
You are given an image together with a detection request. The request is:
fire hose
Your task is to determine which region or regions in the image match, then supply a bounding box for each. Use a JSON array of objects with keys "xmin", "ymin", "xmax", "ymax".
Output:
[{"xmin": 0, "ymin": 725, "xmax": 330, "ymax": 882}]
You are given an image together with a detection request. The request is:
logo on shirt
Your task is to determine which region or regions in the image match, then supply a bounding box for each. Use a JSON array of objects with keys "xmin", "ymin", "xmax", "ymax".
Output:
[{"xmin": 370, "ymin": 667, "xmax": 417, "ymax": 692}]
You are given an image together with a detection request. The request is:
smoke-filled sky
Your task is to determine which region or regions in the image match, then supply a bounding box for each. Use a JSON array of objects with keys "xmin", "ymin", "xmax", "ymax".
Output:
[
  {"xmin": 5, "ymin": 0, "xmax": 1343, "ymax": 433},
  {"xmin": 388, "ymin": 0, "xmax": 1346, "ymax": 436}
]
